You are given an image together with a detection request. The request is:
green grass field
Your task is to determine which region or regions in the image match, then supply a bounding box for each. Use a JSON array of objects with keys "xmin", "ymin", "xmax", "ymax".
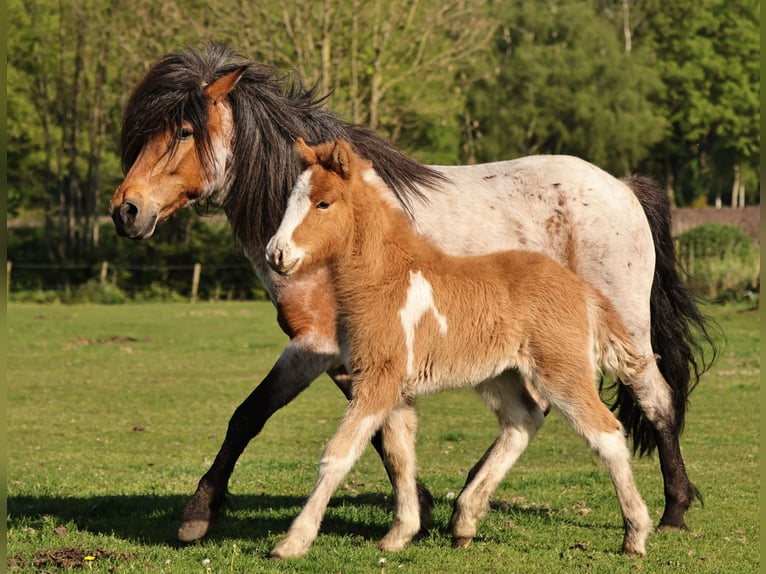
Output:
[{"xmin": 6, "ymin": 302, "xmax": 760, "ymax": 573}]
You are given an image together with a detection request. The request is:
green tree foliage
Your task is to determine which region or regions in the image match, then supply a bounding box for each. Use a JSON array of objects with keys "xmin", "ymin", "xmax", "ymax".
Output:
[
  {"xmin": 462, "ymin": 0, "xmax": 665, "ymax": 175},
  {"xmin": 8, "ymin": 0, "xmax": 124, "ymax": 260},
  {"xmin": 642, "ymin": 0, "xmax": 760, "ymax": 206},
  {"xmin": 205, "ymin": 0, "xmax": 494, "ymax": 163},
  {"xmin": 6, "ymin": 0, "xmax": 761, "ymax": 280}
]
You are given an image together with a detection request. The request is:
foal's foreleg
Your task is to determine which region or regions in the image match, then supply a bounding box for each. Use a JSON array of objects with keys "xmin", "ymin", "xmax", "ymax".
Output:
[
  {"xmin": 328, "ymin": 368, "xmax": 435, "ymax": 531},
  {"xmin": 270, "ymin": 394, "xmax": 394, "ymax": 559},
  {"xmin": 450, "ymin": 373, "xmax": 546, "ymax": 547}
]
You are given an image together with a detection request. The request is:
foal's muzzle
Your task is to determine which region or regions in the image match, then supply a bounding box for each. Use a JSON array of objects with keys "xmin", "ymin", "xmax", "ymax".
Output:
[{"xmin": 265, "ymin": 241, "xmax": 299, "ymax": 276}]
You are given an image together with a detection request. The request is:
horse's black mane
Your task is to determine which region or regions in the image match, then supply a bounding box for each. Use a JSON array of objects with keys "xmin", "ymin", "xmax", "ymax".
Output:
[{"xmin": 121, "ymin": 43, "xmax": 445, "ymax": 251}]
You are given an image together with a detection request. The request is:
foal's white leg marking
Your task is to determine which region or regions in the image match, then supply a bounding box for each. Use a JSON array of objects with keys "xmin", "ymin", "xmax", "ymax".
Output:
[
  {"xmin": 399, "ymin": 270, "xmax": 448, "ymax": 377},
  {"xmin": 270, "ymin": 408, "xmax": 387, "ymax": 559}
]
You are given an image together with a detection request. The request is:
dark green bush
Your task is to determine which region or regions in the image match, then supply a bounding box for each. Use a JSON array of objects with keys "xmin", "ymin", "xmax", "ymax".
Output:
[
  {"xmin": 676, "ymin": 223, "xmax": 760, "ymax": 301},
  {"xmin": 71, "ymin": 280, "xmax": 127, "ymax": 305}
]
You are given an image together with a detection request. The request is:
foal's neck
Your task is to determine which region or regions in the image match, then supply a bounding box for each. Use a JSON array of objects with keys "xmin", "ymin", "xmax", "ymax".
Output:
[{"xmin": 339, "ymin": 177, "xmax": 437, "ymax": 281}]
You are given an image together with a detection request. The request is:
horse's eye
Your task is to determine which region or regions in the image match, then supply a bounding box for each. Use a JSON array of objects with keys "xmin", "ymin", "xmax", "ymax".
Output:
[
  {"xmin": 316, "ymin": 201, "xmax": 330, "ymax": 210},
  {"xmin": 176, "ymin": 128, "xmax": 193, "ymax": 141}
]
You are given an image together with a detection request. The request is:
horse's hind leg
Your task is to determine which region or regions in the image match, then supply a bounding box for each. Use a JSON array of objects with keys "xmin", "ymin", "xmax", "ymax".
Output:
[
  {"xmin": 450, "ymin": 372, "xmax": 546, "ymax": 547},
  {"xmin": 547, "ymin": 376, "xmax": 652, "ymax": 556},
  {"xmin": 623, "ymin": 359, "xmax": 700, "ymax": 530}
]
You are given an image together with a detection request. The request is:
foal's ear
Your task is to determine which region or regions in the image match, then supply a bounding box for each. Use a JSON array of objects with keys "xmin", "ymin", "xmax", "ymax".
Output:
[
  {"xmin": 204, "ymin": 65, "xmax": 248, "ymax": 103},
  {"xmin": 330, "ymin": 140, "xmax": 353, "ymax": 179},
  {"xmin": 295, "ymin": 137, "xmax": 318, "ymax": 167}
]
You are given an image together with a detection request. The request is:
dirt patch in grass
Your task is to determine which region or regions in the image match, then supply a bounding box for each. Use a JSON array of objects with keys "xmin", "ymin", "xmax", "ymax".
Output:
[
  {"xmin": 64, "ymin": 336, "xmax": 152, "ymax": 349},
  {"xmin": 8, "ymin": 546, "xmax": 138, "ymax": 571}
]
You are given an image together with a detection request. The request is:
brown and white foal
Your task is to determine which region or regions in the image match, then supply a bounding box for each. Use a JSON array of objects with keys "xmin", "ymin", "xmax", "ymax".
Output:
[{"xmin": 265, "ymin": 138, "xmax": 653, "ymax": 558}]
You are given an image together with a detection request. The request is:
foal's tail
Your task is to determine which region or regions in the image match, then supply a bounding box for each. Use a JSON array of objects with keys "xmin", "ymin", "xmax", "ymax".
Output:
[
  {"xmin": 610, "ymin": 175, "xmax": 718, "ymax": 456},
  {"xmin": 588, "ymin": 294, "xmax": 653, "ymax": 389}
]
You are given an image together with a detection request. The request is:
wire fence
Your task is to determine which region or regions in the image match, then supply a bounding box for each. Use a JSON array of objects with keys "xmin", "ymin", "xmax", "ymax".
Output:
[{"xmin": 6, "ymin": 260, "xmax": 264, "ymax": 302}]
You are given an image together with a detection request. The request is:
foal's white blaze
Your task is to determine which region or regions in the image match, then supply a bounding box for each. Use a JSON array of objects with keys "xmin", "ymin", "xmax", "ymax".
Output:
[
  {"xmin": 399, "ymin": 271, "xmax": 448, "ymax": 377},
  {"xmin": 267, "ymin": 169, "xmax": 313, "ymax": 265}
]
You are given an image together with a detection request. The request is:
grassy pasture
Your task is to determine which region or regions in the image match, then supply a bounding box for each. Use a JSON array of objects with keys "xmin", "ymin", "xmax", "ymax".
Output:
[{"xmin": 6, "ymin": 302, "xmax": 760, "ymax": 573}]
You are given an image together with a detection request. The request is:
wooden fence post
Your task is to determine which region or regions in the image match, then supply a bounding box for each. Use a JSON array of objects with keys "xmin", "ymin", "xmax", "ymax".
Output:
[
  {"xmin": 191, "ymin": 262, "xmax": 202, "ymax": 303},
  {"xmin": 6, "ymin": 260, "xmax": 11, "ymax": 295},
  {"xmin": 100, "ymin": 261, "xmax": 109, "ymax": 284}
]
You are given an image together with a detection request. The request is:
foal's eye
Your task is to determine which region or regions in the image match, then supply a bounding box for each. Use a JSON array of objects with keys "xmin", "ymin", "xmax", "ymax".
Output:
[
  {"xmin": 316, "ymin": 201, "xmax": 331, "ymax": 210},
  {"xmin": 176, "ymin": 127, "xmax": 193, "ymax": 141}
]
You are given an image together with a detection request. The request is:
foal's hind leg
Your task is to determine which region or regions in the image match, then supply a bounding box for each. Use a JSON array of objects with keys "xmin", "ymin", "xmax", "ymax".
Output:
[
  {"xmin": 376, "ymin": 402, "xmax": 422, "ymax": 551},
  {"xmin": 546, "ymin": 376, "xmax": 652, "ymax": 556},
  {"xmin": 450, "ymin": 372, "xmax": 546, "ymax": 547}
]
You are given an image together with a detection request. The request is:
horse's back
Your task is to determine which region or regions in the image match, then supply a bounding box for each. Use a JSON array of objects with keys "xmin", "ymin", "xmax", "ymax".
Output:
[{"xmin": 414, "ymin": 154, "xmax": 655, "ymax": 340}]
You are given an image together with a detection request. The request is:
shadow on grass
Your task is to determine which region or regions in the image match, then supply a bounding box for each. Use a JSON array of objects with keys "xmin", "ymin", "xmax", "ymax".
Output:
[
  {"xmin": 7, "ymin": 492, "xmax": 396, "ymax": 547},
  {"xmin": 8, "ymin": 491, "xmax": 594, "ymax": 549}
]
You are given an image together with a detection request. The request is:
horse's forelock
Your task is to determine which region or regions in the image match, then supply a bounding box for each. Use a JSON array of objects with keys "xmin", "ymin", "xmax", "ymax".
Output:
[{"xmin": 120, "ymin": 44, "xmax": 247, "ymax": 175}]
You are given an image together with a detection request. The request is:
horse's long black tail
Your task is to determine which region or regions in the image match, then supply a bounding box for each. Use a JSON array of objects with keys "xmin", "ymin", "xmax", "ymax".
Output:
[{"xmin": 613, "ymin": 175, "xmax": 718, "ymax": 456}]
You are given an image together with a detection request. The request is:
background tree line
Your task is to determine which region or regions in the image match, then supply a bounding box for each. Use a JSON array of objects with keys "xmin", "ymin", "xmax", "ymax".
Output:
[{"xmin": 7, "ymin": 0, "xmax": 760, "ymax": 272}]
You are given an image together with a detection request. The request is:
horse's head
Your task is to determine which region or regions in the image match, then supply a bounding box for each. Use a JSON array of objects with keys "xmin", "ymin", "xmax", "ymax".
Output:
[
  {"xmin": 110, "ymin": 66, "xmax": 246, "ymax": 239},
  {"xmin": 266, "ymin": 138, "xmax": 370, "ymax": 276}
]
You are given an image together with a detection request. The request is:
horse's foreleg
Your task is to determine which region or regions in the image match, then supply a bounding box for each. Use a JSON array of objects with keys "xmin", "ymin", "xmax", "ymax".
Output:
[
  {"xmin": 270, "ymin": 397, "xmax": 393, "ymax": 559},
  {"xmin": 328, "ymin": 367, "xmax": 435, "ymax": 534},
  {"xmin": 178, "ymin": 343, "xmax": 339, "ymax": 543},
  {"xmin": 450, "ymin": 373, "xmax": 545, "ymax": 547}
]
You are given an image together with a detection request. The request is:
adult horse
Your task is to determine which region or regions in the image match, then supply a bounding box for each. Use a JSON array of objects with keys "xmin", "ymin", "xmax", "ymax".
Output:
[{"xmin": 110, "ymin": 44, "xmax": 714, "ymax": 543}]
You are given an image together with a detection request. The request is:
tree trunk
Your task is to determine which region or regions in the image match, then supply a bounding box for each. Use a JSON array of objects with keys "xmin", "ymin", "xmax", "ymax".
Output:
[{"xmin": 623, "ymin": 0, "xmax": 632, "ymax": 53}]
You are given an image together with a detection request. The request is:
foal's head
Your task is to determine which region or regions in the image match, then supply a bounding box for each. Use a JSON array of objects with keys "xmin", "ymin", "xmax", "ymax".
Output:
[{"xmin": 266, "ymin": 138, "xmax": 372, "ymax": 276}]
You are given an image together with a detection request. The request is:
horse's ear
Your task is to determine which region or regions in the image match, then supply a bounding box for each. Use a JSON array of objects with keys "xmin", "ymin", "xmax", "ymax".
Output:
[
  {"xmin": 295, "ymin": 137, "xmax": 317, "ymax": 167},
  {"xmin": 331, "ymin": 140, "xmax": 353, "ymax": 179},
  {"xmin": 204, "ymin": 65, "xmax": 248, "ymax": 103}
]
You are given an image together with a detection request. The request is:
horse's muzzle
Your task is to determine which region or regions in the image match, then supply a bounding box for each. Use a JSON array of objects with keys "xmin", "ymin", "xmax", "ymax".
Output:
[{"xmin": 110, "ymin": 200, "xmax": 158, "ymax": 239}]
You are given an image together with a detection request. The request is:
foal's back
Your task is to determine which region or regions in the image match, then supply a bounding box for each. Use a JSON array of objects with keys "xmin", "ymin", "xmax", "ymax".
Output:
[{"xmin": 370, "ymin": 246, "xmax": 612, "ymax": 392}]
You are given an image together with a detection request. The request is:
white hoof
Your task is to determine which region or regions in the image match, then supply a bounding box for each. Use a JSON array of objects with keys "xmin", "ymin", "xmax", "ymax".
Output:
[{"xmin": 269, "ymin": 536, "xmax": 311, "ymax": 559}]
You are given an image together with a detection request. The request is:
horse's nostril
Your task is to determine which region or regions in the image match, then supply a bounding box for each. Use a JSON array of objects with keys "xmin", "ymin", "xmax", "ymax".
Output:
[{"xmin": 120, "ymin": 201, "xmax": 140, "ymax": 224}]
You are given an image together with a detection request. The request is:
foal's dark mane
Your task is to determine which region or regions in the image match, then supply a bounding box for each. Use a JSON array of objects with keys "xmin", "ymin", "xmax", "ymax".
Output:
[{"xmin": 121, "ymin": 43, "xmax": 446, "ymax": 251}]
